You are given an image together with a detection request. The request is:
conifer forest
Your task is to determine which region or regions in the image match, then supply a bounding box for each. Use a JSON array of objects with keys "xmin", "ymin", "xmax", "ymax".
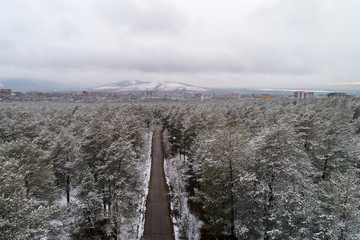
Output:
[{"xmin": 1, "ymin": 97, "xmax": 360, "ymax": 240}]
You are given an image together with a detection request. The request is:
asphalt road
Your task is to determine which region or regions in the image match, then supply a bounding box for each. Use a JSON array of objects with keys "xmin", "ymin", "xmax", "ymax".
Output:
[{"xmin": 143, "ymin": 125, "xmax": 174, "ymax": 240}]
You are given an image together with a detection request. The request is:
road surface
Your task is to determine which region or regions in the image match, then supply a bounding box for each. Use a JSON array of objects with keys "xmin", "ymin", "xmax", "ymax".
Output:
[{"xmin": 143, "ymin": 125, "xmax": 174, "ymax": 240}]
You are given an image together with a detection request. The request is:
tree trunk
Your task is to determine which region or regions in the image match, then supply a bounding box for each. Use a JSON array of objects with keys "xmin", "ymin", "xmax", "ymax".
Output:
[
  {"xmin": 229, "ymin": 162, "xmax": 235, "ymax": 240},
  {"xmin": 322, "ymin": 142, "xmax": 331, "ymax": 180},
  {"xmin": 304, "ymin": 122, "xmax": 311, "ymax": 152},
  {"xmin": 268, "ymin": 173, "xmax": 275, "ymax": 207},
  {"xmin": 25, "ymin": 178, "xmax": 30, "ymax": 198},
  {"xmin": 322, "ymin": 157, "xmax": 328, "ymax": 180},
  {"xmin": 116, "ymin": 204, "xmax": 121, "ymax": 240},
  {"xmin": 340, "ymin": 178, "xmax": 350, "ymax": 240},
  {"xmin": 66, "ymin": 175, "xmax": 70, "ymax": 204},
  {"xmin": 228, "ymin": 130, "xmax": 236, "ymax": 240},
  {"xmin": 264, "ymin": 173, "xmax": 275, "ymax": 240}
]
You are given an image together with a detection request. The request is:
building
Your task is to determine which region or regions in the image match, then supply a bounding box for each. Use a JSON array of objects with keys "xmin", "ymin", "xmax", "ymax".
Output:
[
  {"xmin": 0, "ymin": 89, "xmax": 12, "ymax": 99},
  {"xmin": 261, "ymin": 94, "xmax": 272, "ymax": 100},
  {"xmin": 195, "ymin": 93, "xmax": 214, "ymax": 101},
  {"xmin": 0, "ymin": 89, "xmax": 12, "ymax": 95},
  {"xmin": 327, "ymin": 92, "xmax": 347, "ymax": 98},
  {"xmin": 293, "ymin": 91, "xmax": 314, "ymax": 99},
  {"xmin": 141, "ymin": 91, "xmax": 157, "ymax": 100}
]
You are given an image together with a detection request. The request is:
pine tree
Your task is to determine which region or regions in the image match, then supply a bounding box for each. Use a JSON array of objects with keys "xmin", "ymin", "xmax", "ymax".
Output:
[
  {"xmin": 72, "ymin": 169, "xmax": 105, "ymax": 240},
  {"xmin": 194, "ymin": 120, "xmax": 253, "ymax": 239},
  {"xmin": 273, "ymin": 186, "xmax": 315, "ymax": 239},
  {"xmin": 315, "ymin": 169, "xmax": 360, "ymax": 240},
  {"xmin": 311, "ymin": 99, "xmax": 355, "ymax": 180},
  {"xmin": 253, "ymin": 123, "xmax": 315, "ymax": 239},
  {"xmin": 0, "ymin": 156, "xmax": 58, "ymax": 240},
  {"xmin": 50, "ymin": 129, "xmax": 80, "ymax": 204},
  {"xmin": 0, "ymin": 138, "xmax": 59, "ymax": 203}
]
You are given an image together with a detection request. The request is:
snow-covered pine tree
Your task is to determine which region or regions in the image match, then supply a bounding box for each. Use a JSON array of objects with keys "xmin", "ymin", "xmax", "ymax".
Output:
[
  {"xmin": 51, "ymin": 128, "xmax": 80, "ymax": 204},
  {"xmin": 194, "ymin": 118, "xmax": 252, "ymax": 239},
  {"xmin": 0, "ymin": 138, "xmax": 59, "ymax": 203},
  {"xmin": 253, "ymin": 123, "xmax": 315, "ymax": 239},
  {"xmin": 311, "ymin": 99, "xmax": 356, "ymax": 180},
  {"xmin": 72, "ymin": 168, "xmax": 105, "ymax": 240},
  {"xmin": 314, "ymin": 168, "xmax": 360, "ymax": 240},
  {"xmin": 0, "ymin": 155, "xmax": 58, "ymax": 240}
]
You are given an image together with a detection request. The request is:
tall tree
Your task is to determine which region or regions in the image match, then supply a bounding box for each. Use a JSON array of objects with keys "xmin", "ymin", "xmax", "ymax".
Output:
[
  {"xmin": 315, "ymin": 169, "xmax": 360, "ymax": 240},
  {"xmin": 0, "ymin": 156, "xmax": 58, "ymax": 240},
  {"xmin": 253, "ymin": 123, "xmax": 315, "ymax": 239},
  {"xmin": 194, "ymin": 121, "xmax": 252, "ymax": 239},
  {"xmin": 51, "ymin": 128, "xmax": 80, "ymax": 204},
  {"xmin": 72, "ymin": 169, "xmax": 105, "ymax": 240},
  {"xmin": 0, "ymin": 138, "xmax": 59, "ymax": 202}
]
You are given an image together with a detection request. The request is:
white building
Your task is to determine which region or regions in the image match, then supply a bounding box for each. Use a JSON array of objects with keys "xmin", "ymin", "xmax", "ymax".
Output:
[{"xmin": 293, "ymin": 91, "xmax": 314, "ymax": 99}]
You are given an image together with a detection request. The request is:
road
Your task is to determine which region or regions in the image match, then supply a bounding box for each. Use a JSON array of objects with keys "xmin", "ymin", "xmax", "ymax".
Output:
[{"xmin": 143, "ymin": 125, "xmax": 174, "ymax": 240}]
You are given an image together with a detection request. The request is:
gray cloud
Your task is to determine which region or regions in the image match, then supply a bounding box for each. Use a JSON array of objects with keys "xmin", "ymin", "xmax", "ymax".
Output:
[
  {"xmin": 94, "ymin": 0, "xmax": 186, "ymax": 35},
  {"xmin": 1, "ymin": 0, "xmax": 360, "ymax": 89}
]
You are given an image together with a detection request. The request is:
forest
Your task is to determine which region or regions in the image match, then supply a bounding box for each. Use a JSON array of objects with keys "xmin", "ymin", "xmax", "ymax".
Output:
[{"xmin": 1, "ymin": 97, "xmax": 360, "ymax": 240}]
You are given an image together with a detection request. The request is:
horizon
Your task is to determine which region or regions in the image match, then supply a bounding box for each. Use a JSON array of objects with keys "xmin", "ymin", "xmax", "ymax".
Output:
[{"xmin": 0, "ymin": 78, "xmax": 359, "ymax": 94}]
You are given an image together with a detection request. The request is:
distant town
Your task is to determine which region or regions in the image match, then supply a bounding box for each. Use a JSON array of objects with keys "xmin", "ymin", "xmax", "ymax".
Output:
[{"xmin": 0, "ymin": 88, "xmax": 351, "ymax": 102}]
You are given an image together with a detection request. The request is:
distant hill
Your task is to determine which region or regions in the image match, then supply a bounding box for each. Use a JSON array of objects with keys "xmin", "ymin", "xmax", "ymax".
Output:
[
  {"xmin": 94, "ymin": 80, "xmax": 208, "ymax": 92},
  {"xmin": 0, "ymin": 78, "xmax": 73, "ymax": 92}
]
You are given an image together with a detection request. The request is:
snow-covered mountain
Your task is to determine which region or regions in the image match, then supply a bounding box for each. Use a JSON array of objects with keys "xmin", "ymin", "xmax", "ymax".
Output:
[{"xmin": 94, "ymin": 80, "xmax": 208, "ymax": 92}]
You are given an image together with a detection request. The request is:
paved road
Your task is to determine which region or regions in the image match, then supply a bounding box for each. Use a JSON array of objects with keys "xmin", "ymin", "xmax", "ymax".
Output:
[{"xmin": 143, "ymin": 125, "xmax": 174, "ymax": 240}]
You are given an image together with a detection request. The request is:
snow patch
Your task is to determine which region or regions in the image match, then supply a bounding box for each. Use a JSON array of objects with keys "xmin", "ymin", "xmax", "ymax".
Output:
[
  {"xmin": 137, "ymin": 131, "xmax": 153, "ymax": 239},
  {"xmin": 57, "ymin": 188, "xmax": 79, "ymax": 207},
  {"xmin": 164, "ymin": 154, "xmax": 203, "ymax": 240}
]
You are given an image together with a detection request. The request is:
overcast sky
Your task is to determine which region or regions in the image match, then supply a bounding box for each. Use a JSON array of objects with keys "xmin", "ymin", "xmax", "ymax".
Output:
[{"xmin": 1, "ymin": 0, "xmax": 360, "ymax": 89}]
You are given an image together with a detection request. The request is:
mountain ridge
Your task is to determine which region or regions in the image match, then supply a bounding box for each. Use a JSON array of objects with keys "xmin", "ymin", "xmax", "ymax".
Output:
[
  {"xmin": 0, "ymin": 78, "xmax": 73, "ymax": 92},
  {"xmin": 93, "ymin": 80, "xmax": 208, "ymax": 92}
]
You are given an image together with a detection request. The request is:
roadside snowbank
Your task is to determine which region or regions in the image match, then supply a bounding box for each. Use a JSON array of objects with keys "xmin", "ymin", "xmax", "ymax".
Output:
[
  {"xmin": 136, "ymin": 131, "xmax": 153, "ymax": 239},
  {"xmin": 164, "ymin": 155, "xmax": 203, "ymax": 240}
]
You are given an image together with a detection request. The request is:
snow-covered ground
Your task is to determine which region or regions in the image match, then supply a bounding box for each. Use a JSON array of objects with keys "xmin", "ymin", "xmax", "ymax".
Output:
[
  {"xmin": 41, "ymin": 188, "xmax": 80, "ymax": 240},
  {"xmin": 136, "ymin": 131, "xmax": 153, "ymax": 239},
  {"xmin": 164, "ymin": 155, "xmax": 203, "ymax": 240}
]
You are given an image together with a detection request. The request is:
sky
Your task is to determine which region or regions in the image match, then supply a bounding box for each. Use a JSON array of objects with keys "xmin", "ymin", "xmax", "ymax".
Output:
[{"xmin": 1, "ymin": 0, "xmax": 360, "ymax": 89}]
